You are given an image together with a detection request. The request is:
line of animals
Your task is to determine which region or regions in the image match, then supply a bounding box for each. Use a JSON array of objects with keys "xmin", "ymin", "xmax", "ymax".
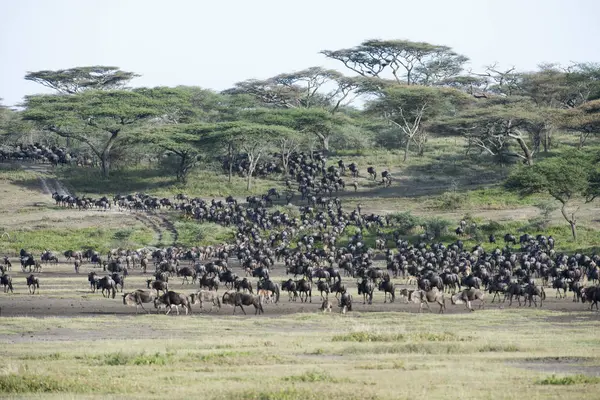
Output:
[
  {"xmin": 49, "ymin": 152, "xmax": 393, "ymax": 213},
  {"xmin": 0, "ymin": 143, "xmax": 93, "ymax": 167}
]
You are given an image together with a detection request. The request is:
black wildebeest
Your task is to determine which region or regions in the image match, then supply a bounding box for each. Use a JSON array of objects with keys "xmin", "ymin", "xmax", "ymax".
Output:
[
  {"xmin": 96, "ymin": 276, "xmax": 116, "ymax": 299},
  {"xmin": 281, "ymin": 279, "xmax": 298, "ymax": 301},
  {"xmin": 357, "ymin": 278, "xmax": 375, "ymax": 304},
  {"xmin": 339, "ymin": 292, "xmax": 353, "ymax": 314},
  {"xmin": 256, "ymin": 279, "xmax": 280, "ymax": 303},
  {"xmin": 234, "ymin": 277, "xmax": 253, "ymax": 293},
  {"xmin": 1, "ymin": 274, "xmax": 14, "ymax": 293},
  {"xmin": 581, "ymin": 286, "xmax": 600, "ymax": 310},
  {"xmin": 146, "ymin": 279, "xmax": 168, "ymax": 297},
  {"xmin": 524, "ymin": 284, "xmax": 546, "ymax": 307},
  {"xmin": 222, "ymin": 291, "xmax": 264, "ymax": 315},
  {"xmin": 26, "ymin": 274, "xmax": 39, "ymax": 294},
  {"xmin": 451, "ymin": 288, "xmax": 485, "ymax": 311},
  {"xmin": 111, "ymin": 273, "xmax": 125, "ymax": 293},
  {"xmin": 316, "ymin": 281, "xmax": 330, "ymax": 301},
  {"xmin": 377, "ymin": 279, "xmax": 396, "ymax": 303},
  {"xmin": 122, "ymin": 290, "xmax": 156, "ymax": 314},
  {"xmin": 154, "ymin": 291, "xmax": 192, "ymax": 315},
  {"xmin": 177, "ymin": 266, "xmax": 196, "ymax": 285}
]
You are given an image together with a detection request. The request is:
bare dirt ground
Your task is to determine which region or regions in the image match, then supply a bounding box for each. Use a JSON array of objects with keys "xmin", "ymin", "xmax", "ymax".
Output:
[{"xmin": 1, "ymin": 260, "xmax": 598, "ymax": 321}]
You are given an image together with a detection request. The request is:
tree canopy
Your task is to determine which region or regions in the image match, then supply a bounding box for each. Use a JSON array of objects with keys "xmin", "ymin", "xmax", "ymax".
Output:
[{"xmin": 25, "ymin": 66, "xmax": 140, "ymax": 94}]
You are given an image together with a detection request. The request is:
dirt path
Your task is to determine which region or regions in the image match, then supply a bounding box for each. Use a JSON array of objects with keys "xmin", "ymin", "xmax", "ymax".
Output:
[
  {"xmin": 4, "ymin": 162, "xmax": 179, "ymax": 247},
  {"xmin": 20, "ymin": 163, "xmax": 72, "ymax": 196}
]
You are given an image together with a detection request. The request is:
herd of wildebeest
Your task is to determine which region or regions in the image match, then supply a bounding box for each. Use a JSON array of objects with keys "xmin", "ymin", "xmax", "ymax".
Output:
[{"xmin": 2, "ymin": 150, "xmax": 600, "ymax": 317}]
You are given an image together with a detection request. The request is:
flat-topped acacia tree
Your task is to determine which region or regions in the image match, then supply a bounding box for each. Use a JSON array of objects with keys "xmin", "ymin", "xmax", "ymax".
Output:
[{"xmin": 23, "ymin": 90, "xmax": 161, "ymax": 177}]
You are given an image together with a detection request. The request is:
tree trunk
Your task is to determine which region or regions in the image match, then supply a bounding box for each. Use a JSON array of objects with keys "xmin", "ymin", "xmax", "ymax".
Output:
[
  {"xmin": 559, "ymin": 201, "xmax": 577, "ymax": 240},
  {"xmin": 403, "ymin": 139, "xmax": 410, "ymax": 162},
  {"xmin": 177, "ymin": 152, "xmax": 188, "ymax": 184},
  {"xmin": 317, "ymin": 134, "xmax": 329, "ymax": 154},
  {"xmin": 513, "ymin": 135, "xmax": 533, "ymax": 166},
  {"xmin": 100, "ymin": 153, "xmax": 110, "ymax": 178},
  {"xmin": 228, "ymin": 143, "xmax": 233, "ymax": 183}
]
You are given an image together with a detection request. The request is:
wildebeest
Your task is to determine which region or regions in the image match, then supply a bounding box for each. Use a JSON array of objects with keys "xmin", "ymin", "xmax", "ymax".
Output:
[
  {"xmin": 256, "ymin": 279, "xmax": 280, "ymax": 303},
  {"xmin": 154, "ymin": 291, "xmax": 192, "ymax": 315},
  {"xmin": 234, "ymin": 277, "xmax": 253, "ymax": 293},
  {"xmin": 409, "ymin": 288, "xmax": 446, "ymax": 313},
  {"xmin": 281, "ymin": 279, "xmax": 298, "ymax": 301},
  {"xmin": 524, "ymin": 284, "xmax": 545, "ymax": 307},
  {"xmin": 357, "ymin": 278, "xmax": 375, "ymax": 304},
  {"xmin": 451, "ymin": 288, "xmax": 485, "ymax": 311},
  {"xmin": 377, "ymin": 279, "xmax": 396, "ymax": 303},
  {"xmin": 146, "ymin": 279, "xmax": 168, "ymax": 297},
  {"xmin": 581, "ymin": 286, "xmax": 600, "ymax": 310},
  {"xmin": 177, "ymin": 266, "xmax": 196, "ymax": 285},
  {"xmin": 111, "ymin": 273, "xmax": 125, "ymax": 292},
  {"xmin": 339, "ymin": 292, "xmax": 353, "ymax": 314},
  {"xmin": 316, "ymin": 281, "xmax": 330, "ymax": 301},
  {"xmin": 222, "ymin": 291, "xmax": 264, "ymax": 315},
  {"xmin": 96, "ymin": 276, "xmax": 116, "ymax": 299},
  {"xmin": 122, "ymin": 290, "xmax": 156, "ymax": 314},
  {"xmin": 1, "ymin": 274, "xmax": 14, "ymax": 293},
  {"xmin": 26, "ymin": 274, "xmax": 39, "ymax": 294},
  {"xmin": 190, "ymin": 290, "xmax": 221, "ymax": 312}
]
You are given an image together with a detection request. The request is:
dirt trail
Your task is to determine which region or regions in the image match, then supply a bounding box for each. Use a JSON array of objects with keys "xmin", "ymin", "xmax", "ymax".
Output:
[
  {"xmin": 10, "ymin": 162, "xmax": 178, "ymax": 247},
  {"xmin": 20, "ymin": 163, "xmax": 72, "ymax": 196}
]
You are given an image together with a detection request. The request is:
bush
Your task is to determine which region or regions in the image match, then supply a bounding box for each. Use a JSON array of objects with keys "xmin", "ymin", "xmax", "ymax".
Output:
[
  {"xmin": 423, "ymin": 217, "xmax": 452, "ymax": 239},
  {"xmin": 389, "ymin": 211, "xmax": 422, "ymax": 235},
  {"xmin": 436, "ymin": 191, "xmax": 469, "ymax": 210},
  {"xmin": 537, "ymin": 374, "xmax": 600, "ymax": 385}
]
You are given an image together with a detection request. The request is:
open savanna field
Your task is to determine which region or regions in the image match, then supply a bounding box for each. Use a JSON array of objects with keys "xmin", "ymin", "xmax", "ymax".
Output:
[{"xmin": 1, "ymin": 133, "xmax": 600, "ymax": 399}]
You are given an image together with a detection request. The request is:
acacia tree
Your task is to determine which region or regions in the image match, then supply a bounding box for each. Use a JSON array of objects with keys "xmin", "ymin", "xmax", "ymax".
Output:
[
  {"xmin": 366, "ymin": 85, "xmax": 470, "ymax": 160},
  {"xmin": 201, "ymin": 122, "xmax": 295, "ymax": 189},
  {"xmin": 23, "ymin": 90, "xmax": 160, "ymax": 177},
  {"xmin": 506, "ymin": 152, "xmax": 599, "ymax": 239},
  {"xmin": 562, "ymin": 99, "xmax": 600, "ymax": 147},
  {"xmin": 225, "ymin": 67, "xmax": 360, "ymax": 113},
  {"xmin": 321, "ymin": 39, "xmax": 468, "ymax": 85},
  {"xmin": 24, "ymin": 66, "xmax": 139, "ymax": 94}
]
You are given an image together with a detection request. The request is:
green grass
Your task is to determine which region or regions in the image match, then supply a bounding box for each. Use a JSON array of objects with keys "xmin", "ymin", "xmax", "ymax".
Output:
[
  {"xmin": 0, "ymin": 373, "xmax": 95, "ymax": 394},
  {"xmin": 538, "ymin": 375, "xmax": 600, "ymax": 385},
  {"xmin": 0, "ymin": 226, "xmax": 155, "ymax": 254},
  {"xmin": 1, "ymin": 310, "xmax": 600, "ymax": 398},
  {"xmin": 55, "ymin": 165, "xmax": 286, "ymax": 198},
  {"xmin": 174, "ymin": 220, "xmax": 236, "ymax": 247}
]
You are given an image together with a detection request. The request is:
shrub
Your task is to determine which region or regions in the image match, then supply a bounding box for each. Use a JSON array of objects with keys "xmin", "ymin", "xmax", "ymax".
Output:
[
  {"xmin": 422, "ymin": 217, "xmax": 452, "ymax": 239},
  {"xmin": 389, "ymin": 211, "xmax": 422, "ymax": 235},
  {"xmin": 537, "ymin": 374, "xmax": 600, "ymax": 385}
]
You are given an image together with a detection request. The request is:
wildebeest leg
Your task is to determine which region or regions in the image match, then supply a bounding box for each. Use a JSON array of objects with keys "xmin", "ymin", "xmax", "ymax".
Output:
[{"xmin": 438, "ymin": 300, "xmax": 445, "ymax": 314}]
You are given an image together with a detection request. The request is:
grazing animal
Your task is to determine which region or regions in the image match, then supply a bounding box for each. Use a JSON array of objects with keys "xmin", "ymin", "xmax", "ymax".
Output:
[
  {"xmin": 222, "ymin": 291, "xmax": 264, "ymax": 315},
  {"xmin": 96, "ymin": 276, "xmax": 116, "ymax": 299},
  {"xmin": 154, "ymin": 291, "xmax": 192, "ymax": 315},
  {"xmin": 122, "ymin": 290, "xmax": 156, "ymax": 314},
  {"xmin": 146, "ymin": 279, "xmax": 168, "ymax": 297},
  {"xmin": 190, "ymin": 290, "xmax": 221, "ymax": 312},
  {"xmin": 377, "ymin": 280, "xmax": 396, "ymax": 303},
  {"xmin": 451, "ymin": 288, "xmax": 485, "ymax": 311},
  {"xmin": 339, "ymin": 292, "xmax": 353, "ymax": 314},
  {"xmin": 26, "ymin": 274, "xmax": 39, "ymax": 294},
  {"xmin": 409, "ymin": 288, "xmax": 446, "ymax": 313},
  {"xmin": 1, "ymin": 274, "xmax": 14, "ymax": 293}
]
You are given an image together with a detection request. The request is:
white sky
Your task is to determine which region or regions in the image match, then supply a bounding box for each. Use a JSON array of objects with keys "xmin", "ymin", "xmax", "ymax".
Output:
[{"xmin": 1, "ymin": 0, "xmax": 598, "ymax": 107}]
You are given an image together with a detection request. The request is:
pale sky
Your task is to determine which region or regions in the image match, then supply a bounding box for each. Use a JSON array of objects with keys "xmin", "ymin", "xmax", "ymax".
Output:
[{"xmin": 1, "ymin": 0, "xmax": 598, "ymax": 107}]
